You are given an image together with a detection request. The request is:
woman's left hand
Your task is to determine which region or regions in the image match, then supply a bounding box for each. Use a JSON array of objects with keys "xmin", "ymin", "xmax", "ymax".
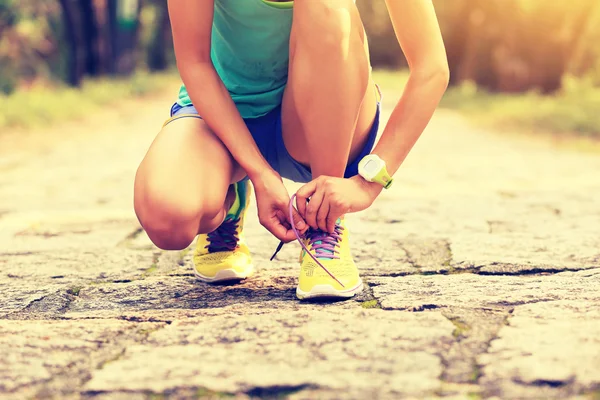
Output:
[{"xmin": 295, "ymin": 175, "xmax": 382, "ymax": 233}]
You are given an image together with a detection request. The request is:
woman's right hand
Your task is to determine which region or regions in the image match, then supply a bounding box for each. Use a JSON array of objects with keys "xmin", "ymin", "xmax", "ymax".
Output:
[{"xmin": 251, "ymin": 170, "xmax": 307, "ymax": 242}]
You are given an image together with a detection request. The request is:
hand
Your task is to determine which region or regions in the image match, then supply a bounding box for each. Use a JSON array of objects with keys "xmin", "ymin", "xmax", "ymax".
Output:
[
  {"xmin": 295, "ymin": 175, "xmax": 382, "ymax": 233},
  {"xmin": 251, "ymin": 170, "xmax": 307, "ymax": 242}
]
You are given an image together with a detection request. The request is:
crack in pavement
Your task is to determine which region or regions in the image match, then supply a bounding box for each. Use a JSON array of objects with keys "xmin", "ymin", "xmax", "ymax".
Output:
[
  {"xmin": 62, "ymin": 322, "xmax": 169, "ymax": 399},
  {"xmin": 116, "ymin": 227, "xmax": 144, "ymax": 248},
  {"xmin": 438, "ymin": 309, "xmax": 512, "ymax": 387}
]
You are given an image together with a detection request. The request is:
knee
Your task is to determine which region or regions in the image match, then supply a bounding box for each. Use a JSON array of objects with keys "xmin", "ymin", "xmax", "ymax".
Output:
[
  {"xmin": 296, "ymin": 0, "xmax": 359, "ymax": 49},
  {"xmin": 134, "ymin": 186, "xmax": 224, "ymax": 251},
  {"xmin": 136, "ymin": 198, "xmax": 198, "ymax": 251}
]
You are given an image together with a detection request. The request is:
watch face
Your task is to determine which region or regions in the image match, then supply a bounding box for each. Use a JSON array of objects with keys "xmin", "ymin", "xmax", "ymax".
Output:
[{"xmin": 363, "ymin": 159, "xmax": 381, "ymax": 176}]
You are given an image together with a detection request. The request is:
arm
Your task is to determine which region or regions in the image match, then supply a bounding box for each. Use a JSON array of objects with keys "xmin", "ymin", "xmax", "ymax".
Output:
[
  {"xmin": 295, "ymin": 1, "xmax": 448, "ymax": 233},
  {"xmin": 366, "ymin": 0, "xmax": 449, "ymax": 191},
  {"xmin": 168, "ymin": 0, "xmax": 271, "ymax": 180},
  {"xmin": 168, "ymin": 0, "xmax": 306, "ymax": 240}
]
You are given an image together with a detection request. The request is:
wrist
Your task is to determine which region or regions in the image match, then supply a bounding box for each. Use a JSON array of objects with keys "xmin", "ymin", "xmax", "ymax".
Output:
[
  {"xmin": 353, "ymin": 175, "xmax": 383, "ymax": 198},
  {"xmin": 245, "ymin": 161, "xmax": 276, "ymax": 183},
  {"xmin": 248, "ymin": 167, "xmax": 281, "ymax": 188}
]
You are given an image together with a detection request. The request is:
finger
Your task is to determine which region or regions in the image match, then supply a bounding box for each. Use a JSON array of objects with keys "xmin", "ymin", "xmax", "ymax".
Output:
[
  {"xmin": 275, "ymin": 209, "xmax": 291, "ymax": 229},
  {"xmin": 326, "ymin": 214, "xmax": 338, "ymax": 234},
  {"xmin": 274, "ymin": 210, "xmax": 301, "ymax": 242},
  {"xmin": 304, "ymin": 188, "xmax": 325, "ymax": 230},
  {"xmin": 295, "ymin": 180, "xmax": 318, "ymax": 219},
  {"xmin": 326, "ymin": 202, "xmax": 346, "ymax": 233},
  {"xmin": 316, "ymin": 199, "xmax": 330, "ymax": 232},
  {"xmin": 261, "ymin": 214, "xmax": 290, "ymax": 242},
  {"xmin": 288, "ymin": 205, "xmax": 307, "ymax": 231},
  {"xmin": 269, "ymin": 220, "xmax": 296, "ymax": 242}
]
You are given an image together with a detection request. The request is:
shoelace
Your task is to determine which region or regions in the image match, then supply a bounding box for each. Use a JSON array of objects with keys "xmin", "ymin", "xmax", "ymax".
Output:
[
  {"xmin": 206, "ymin": 218, "xmax": 239, "ymax": 252},
  {"xmin": 305, "ymin": 226, "xmax": 343, "ymax": 259},
  {"xmin": 270, "ymin": 194, "xmax": 345, "ymax": 288}
]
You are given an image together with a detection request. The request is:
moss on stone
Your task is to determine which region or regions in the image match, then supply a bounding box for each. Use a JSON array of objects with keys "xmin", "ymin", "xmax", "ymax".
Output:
[{"xmin": 361, "ymin": 300, "xmax": 382, "ymax": 309}]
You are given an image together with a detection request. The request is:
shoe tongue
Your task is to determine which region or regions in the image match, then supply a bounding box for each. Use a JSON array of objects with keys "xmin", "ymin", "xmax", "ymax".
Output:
[
  {"xmin": 226, "ymin": 182, "xmax": 246, "ymax": 220},
  {"xmin": 310, "ymin": 219, "xmax": 342, "ymax": 259}
]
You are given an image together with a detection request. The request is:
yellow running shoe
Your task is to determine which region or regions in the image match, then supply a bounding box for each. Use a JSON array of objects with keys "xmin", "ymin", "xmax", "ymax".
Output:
[
  {"xmin": 296, "ymin": 218, "xmax": 363, "ymax": 300},
  {"xmin": 193, "ymin": 180, "xmax": 253, "ymax": 283}
]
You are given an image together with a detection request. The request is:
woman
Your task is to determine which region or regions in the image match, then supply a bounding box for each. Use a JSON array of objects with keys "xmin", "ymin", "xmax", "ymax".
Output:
[{"xmin": 134, "ymin": 0, "xmax": 449, "ymax": 300}]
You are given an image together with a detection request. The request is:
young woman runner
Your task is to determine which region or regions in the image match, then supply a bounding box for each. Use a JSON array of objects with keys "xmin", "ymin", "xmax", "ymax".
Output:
[{"xmin": 134, "ymin": 0, "xmax": 449, "ymax": 300}]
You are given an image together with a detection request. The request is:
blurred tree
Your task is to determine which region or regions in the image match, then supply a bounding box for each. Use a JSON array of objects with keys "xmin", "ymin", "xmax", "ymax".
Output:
[
  {"xmin": 107, "ymin": 0, "xmax": 141, "ymax": 75},
  {"xmin": 0, "ymin": 0, "xmax": 20, "ymax": 93},
  {"xmin": 146, "ymin": 0, "xmax": 173, "ymax": 71},
  {"xmin": 356, "ymin": 0, "xmax": 406, "ymax": 68},
  {"xmin": 80, "ymin": 0, "xmax": 100, "ymax": 76},
  {"xmin": 1, "ymin": 0, "xmax": 599, "ymax": 94},
  {"xmin": 57, "ymin": 0, "xmax": 83, "ymax": 86},
  {"xmin": 0, "ymin": 1, "xmax": 18, "ymax": 37}
]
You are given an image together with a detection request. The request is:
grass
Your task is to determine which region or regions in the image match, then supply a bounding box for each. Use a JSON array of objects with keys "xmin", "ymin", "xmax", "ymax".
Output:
[
  {"xmin": 66, "ymin": 286, "xmax": 83, "ymax": 296},
  {"xmin": 444, "ymin": 315, "xmax": 471, "ymax": 339},
  {"xmin": 440, "ymin": 76, "xmax": 600, "ymax": 139},
  {"xmin": 7, "ymin": 67, "xmax": 597, "ymax": 142},
  {"xmin": 360, "ymin": 299, "xmax": 382, "ymax": 309},
  {"xmin": 373, "ymin": 70, "xmax": 600, "ymax": 141},
  {"xmin": 0, "ymin": 70, "xmax": 178, "ymax": 131}
]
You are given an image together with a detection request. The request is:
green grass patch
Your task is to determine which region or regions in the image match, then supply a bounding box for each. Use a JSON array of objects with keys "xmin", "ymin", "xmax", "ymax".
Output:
[
  {"xmin": 195, "ymin": 388, "xmax": 235, "ymax": 399},
  {"xmin": 143, "ymin": 263, "xmax": 159, "ymax": 278},
  {"xmin": 470, "ymin": 364, "xmax": 482, "ymax": 384},
  {"xmin": 360, "ymin": 299, "xmax": 382, "ymax": 309},
  {"xmin": 373, "ymin": 69, "xmax": 410, "ymax": 93},
  {"xmin": 440, "ymin": 76, "xmax": 600, "ymax": 139},
  {"xmin": 66, "ymin": 286, "xmax": 83, "ymax": 296},
  {"xmin": 445, "ymin": 315, "xmax": 471, "ymax": 339},
  {"xmin": 467, "ymin": 391, "xmax": 483, "ymax": 400},
  {"xmin": 373, "ymin": 69, "xmax": 600, "ymax": 141},
  {"xmin": 0, "ymin": 70, "xmax": 179, "ymax": 131}
]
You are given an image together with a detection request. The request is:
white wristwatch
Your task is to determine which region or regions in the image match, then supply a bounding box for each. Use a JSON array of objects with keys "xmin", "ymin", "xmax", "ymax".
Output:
[{"xmin": 357, "ymin": 154, "xmax": 393, "ymax": 189}]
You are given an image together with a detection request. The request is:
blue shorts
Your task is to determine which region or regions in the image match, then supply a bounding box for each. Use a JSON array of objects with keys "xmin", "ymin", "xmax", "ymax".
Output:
[{"xmin": 166, "ymin": 99, "xmax": 381, "ymax": 184}]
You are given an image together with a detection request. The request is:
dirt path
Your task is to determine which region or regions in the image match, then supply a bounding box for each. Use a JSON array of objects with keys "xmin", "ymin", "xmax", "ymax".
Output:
[{"xmin": 1, "ymin": 90, "xmax": 599, "ymax": 399}]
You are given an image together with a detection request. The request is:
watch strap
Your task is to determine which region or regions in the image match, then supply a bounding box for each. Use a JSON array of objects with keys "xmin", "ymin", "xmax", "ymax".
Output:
[{"xmin": 372, "ymin": 167, "xmax": 393, "ymax": 189}]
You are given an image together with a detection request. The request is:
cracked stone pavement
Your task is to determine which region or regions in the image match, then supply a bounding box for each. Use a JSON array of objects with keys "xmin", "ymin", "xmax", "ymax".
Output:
[{"xmin": 0, "ymin": 90, "xmax": 599, "ymax": 399}]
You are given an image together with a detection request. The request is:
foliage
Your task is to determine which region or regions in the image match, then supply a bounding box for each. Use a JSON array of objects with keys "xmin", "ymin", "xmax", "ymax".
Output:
[
  {"xmin": 358, "ymin": 0, "xmax": 600, "ymax": 93},
  {"xmin": 0, "ymin": 0, "xmax": 173, "ymax": 93},
  {"xmin": 0, "ymin": 0, "xmax": 62, "ymax": 93}
]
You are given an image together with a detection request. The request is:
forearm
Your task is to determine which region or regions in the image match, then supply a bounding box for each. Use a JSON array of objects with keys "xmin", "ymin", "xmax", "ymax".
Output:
[
  {"xmin": 372, "ymin": 69, "xmax": 449, "ymax": 176},
  {"xmin": 180, "ymin": 62, "xmax": 272, "ymax": 180}
]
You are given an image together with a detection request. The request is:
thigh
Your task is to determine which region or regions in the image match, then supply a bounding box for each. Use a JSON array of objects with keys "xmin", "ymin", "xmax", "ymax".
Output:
[
  {"xmin": 134, "ymin": 116, "xmax": 246, "ymax": 226},
  {"xmin": 281, "ymin": 0, "xmax": 378, "ymax": 167},
  {"xmin": 281, "ymin": 81, "xmax": 378, "ymax": 166}
]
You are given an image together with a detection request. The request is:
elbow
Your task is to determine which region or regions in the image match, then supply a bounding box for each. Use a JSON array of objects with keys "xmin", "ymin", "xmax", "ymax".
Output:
[
  {"xmin": 436, "ymin": 64, "xmax": 450, "ymax": 90},
  {"xmin": 411, "ymin": 61, "xmax": 450, "ymax": 92}
]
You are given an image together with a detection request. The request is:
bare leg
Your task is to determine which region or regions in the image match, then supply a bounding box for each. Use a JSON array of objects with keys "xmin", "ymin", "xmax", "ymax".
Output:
[
  {"xmin": 134, "ymin": 118, "xmax": 245, "ymax": 250},
  {"xmin": 282, "ymin": 0, "xmax": 378, "ymax": 179}
]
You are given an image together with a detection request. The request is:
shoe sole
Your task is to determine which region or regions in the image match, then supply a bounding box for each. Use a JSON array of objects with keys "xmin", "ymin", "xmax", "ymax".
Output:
[
  {"xmin": 194, "ymin": 264, "xmax": 254, "ymax": 283},
  {"xmin": 296, "ymin": 280, "xmax": 364, "ymax": 300}
]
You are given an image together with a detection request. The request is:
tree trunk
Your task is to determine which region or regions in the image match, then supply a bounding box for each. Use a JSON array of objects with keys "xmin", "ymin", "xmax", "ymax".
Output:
[
  {"xmin": 80, "ymin": 0, "xmax": 100, "ymax": 76},
  {"xmin": 107, "ymin": 0, "xmax": 141, "ymax": 76},
  {"xmin": 57, "ymin": 0, "xmax": 83, "ymax": 86},
  {"xmin": 442, "ymin": 0, "xmax": 472, "ymax": 86},
  {"xmin": 147, "ymin": 2, "xmax": 172, "ymax": 71}
]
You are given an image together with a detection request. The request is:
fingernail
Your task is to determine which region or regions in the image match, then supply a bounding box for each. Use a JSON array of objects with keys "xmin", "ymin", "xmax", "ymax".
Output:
[{"xmin": 296, "ymin": 221, "xmax": 306, "ymax": 229}]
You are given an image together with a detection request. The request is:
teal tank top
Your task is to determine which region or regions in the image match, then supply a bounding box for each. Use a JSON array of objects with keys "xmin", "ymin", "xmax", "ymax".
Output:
[{"xmin": 177, "ymin": 0, "xmax": 294, "ymax": 119}]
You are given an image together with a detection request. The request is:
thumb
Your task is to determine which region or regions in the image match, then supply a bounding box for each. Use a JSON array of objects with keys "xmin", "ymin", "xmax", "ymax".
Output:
[{"xmin": 289, "ymin": 206, "xmax": 306, "ymax": 231}]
